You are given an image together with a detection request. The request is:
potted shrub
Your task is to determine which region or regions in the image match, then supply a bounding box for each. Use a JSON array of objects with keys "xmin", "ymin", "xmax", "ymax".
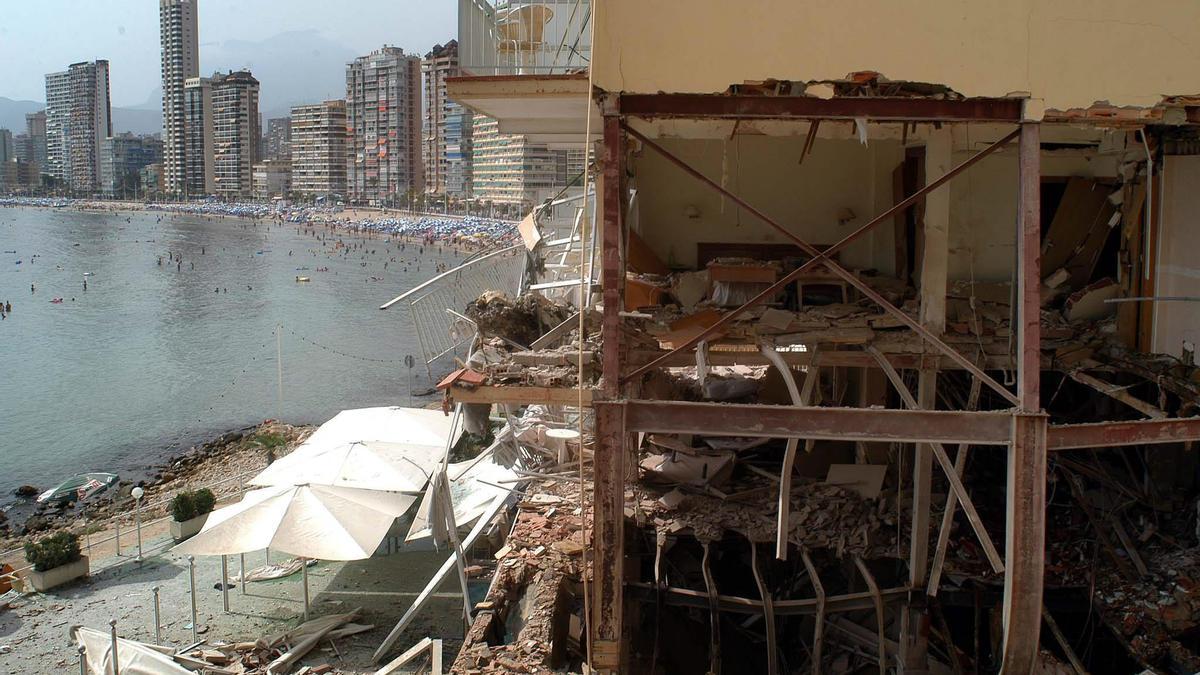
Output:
[
  {"xmin": 170, "ymin": 488, "xmax": 216, "ymax": 542},
  {"xmin": 24, "ymin": 532, "xmax": 87, "ymax": 592}
]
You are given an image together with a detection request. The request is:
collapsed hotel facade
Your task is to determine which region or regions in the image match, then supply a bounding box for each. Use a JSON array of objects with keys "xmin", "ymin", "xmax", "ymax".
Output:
[{"xmin": 396, "ymin": 1, "xmax": 1200, "ymax": 672}]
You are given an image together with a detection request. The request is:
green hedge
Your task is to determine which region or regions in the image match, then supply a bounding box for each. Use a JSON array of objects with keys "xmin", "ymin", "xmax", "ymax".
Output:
[
  {"xmin": 171, "ymin": 488, "xmax": 217, "ymax": 522},
  {"xmin": 24, "ymin": 532, "xmax": 82, "ymax": 572}
]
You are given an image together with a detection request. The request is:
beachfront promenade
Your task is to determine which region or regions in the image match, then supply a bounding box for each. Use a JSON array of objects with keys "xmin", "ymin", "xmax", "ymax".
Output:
[{"xmin": 0, "ymin": 508, "xmax": 472, "ymax": 674}]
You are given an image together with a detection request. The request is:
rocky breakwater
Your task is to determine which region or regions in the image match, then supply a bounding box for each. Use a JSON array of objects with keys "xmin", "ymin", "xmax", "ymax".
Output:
[{"xmin": 0, "ymin": 421, "xmax": 313, "ymax": 558}]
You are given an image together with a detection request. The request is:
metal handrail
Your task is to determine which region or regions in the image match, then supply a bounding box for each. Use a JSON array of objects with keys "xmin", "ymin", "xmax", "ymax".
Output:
[
  {"xmin": 2, "ymin": 477, "xmax": 261, "ymax": 580},
  {"xmin": 0, "ymin": 467, "xmax": 262, "ymax": 562},
  {"xmin": 378, "ymin": 243, "xmax": 524, "ymax": 310}
]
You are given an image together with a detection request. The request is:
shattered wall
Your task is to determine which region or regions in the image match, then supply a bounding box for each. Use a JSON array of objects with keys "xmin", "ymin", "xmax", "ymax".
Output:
[{"xmin": 592, "ymin": 0, "xmax": 1200, "ymax": 110}]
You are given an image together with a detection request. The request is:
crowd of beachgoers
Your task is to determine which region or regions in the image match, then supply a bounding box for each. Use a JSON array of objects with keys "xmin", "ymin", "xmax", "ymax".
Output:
[{"xmin": 0, "ymin": 197, "xmax": 521, "ymax": 248}]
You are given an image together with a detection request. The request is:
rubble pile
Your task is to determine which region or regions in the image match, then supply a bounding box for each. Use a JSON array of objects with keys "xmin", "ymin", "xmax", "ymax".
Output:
[
  {"xmin": 453, "ymin": 479, "xmax": 590, "ymax": 674},
  {"xmin": 466, "ymin": 291, "xmax": 575, "ymax": 349},
  {"xmin": 638, "ymin": 480, "xmax": 891, "ymax": 556}
]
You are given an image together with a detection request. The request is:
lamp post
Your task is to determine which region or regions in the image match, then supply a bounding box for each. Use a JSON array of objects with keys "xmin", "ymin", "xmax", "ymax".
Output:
[{"xmin": 131, "ymin": 487, "xmax": 144, "ymax": 562}]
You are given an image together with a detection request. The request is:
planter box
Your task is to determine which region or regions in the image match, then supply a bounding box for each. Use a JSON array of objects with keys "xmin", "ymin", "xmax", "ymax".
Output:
[
  {"xmin": 170, "ymin": 514, "xmax": 209, "ymax": 542},
  {"xmin": 27, "ymin": 556, "xmax": 88, "ymax": 592}
]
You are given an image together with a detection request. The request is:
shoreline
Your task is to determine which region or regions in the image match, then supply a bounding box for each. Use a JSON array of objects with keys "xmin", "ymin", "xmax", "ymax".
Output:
[
  {"xmin": 0, "ymin": 420, "xmax": 313, "ymax": 567},
  {"xmin": 0, "ymin": 198, "xmax": 520, "ymax": 256}
]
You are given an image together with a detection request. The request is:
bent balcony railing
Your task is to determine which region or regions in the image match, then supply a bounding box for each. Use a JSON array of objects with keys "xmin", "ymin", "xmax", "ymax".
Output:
[{"xmin": 381, "ymin": 244, "xmax": 528, "ymax": 378}]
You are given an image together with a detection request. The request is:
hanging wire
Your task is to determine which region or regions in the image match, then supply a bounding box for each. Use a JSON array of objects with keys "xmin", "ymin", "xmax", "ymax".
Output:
[{"xmin": 284, "ymin": 325, "xmax": 411, "ymax": 364}]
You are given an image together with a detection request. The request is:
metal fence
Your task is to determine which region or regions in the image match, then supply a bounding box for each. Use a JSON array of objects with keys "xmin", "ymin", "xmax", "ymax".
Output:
[
  {"xmin": 0, "ymin": 468, "xmax": 262, "ymax": 581},
  {"xmin": 380, "ymin": 244, "xmax": 528, "ymax": 378},
  {"xmin": 459, "ymin": 0, "xmax": 591, "ymax": 75}
]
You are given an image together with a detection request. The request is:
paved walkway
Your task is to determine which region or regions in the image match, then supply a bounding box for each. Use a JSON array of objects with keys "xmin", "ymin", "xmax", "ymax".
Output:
[{"xmin": 0, "ymin": 523, "xmax": 479, "ymax": 674}]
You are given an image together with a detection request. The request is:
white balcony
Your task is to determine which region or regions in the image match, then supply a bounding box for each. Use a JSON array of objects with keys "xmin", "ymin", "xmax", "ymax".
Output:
[{"xmin": 459, "ymin": 0, "xmax": 591, "ymax": 76}]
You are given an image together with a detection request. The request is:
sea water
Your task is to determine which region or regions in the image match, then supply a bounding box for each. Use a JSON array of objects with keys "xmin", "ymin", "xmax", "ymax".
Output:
[{"xmin": 0, "ymin": 207, "xmax": 461, "ymax": 500}]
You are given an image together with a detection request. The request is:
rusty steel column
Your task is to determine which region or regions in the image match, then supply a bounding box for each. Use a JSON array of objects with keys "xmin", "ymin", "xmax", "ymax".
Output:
[
  {"xmin": 591, "ymin": 109, "xmax": 627, "ymax": 672},
  {"xmin": 1001, "ymin": 120, "xmax": 1047, "ymax": 674}
]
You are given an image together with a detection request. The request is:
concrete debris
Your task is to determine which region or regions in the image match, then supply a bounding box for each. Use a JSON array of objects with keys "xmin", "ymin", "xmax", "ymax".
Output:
[{"xmin": 465, "ymin": 291, "xmax": 575, "ymax": 348}]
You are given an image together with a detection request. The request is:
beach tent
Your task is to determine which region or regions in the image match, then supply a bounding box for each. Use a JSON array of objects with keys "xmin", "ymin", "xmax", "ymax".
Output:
[
  {"xmin": 173, "ymin": 484, "xmax": 415, "ymax": 560},
  {"xmin": 173, "ymin": 484, "xmax": 416, "ymax": 619},
  {"xmin": 252, "ymin": 407, "xmax": 460, "ymax": 492},
  {"xmin": 299, "ymin": 406, "xmax": 460, "ymax": 449},
  {"xmin": 250, "ymin": 440, "xmax": 437, "ymax": 493}
]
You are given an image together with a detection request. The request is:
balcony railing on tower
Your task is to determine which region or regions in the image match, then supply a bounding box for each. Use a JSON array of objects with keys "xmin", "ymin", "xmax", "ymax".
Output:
[{"xmin": 459, "ymin": 0, "xmax": 591, "ymax": 76}]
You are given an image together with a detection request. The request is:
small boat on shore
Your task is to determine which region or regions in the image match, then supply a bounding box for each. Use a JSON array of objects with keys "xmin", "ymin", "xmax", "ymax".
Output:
[{"xmin": 37, "ymin": 472, "xmax": 119, "ymax": 504}]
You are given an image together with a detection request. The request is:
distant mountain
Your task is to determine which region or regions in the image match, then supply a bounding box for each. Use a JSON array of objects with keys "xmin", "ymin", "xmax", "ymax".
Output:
[
  {"xmin": 0, "ymin": 97, "xmax": 43, "ymax": 133},
  {"xmin": 204, "ymin": 30, "xmax": 356, "ymax": 118},
  {"xmin": 0, "ymin": 95, "xmax": 161, "ymax": 136},
  {"xmin": 112, "ymin": 107, "xmax": 162, "ymax": 135},
  {"xmin": 6, "ymin": 30, "xmax": 361, "ymax": 137}
]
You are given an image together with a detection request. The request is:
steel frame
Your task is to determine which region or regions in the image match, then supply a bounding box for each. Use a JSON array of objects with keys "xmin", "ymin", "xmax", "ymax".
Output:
[{"xmin": 586, "ymin": 91, "xmax": 1200, "ymax": 674}]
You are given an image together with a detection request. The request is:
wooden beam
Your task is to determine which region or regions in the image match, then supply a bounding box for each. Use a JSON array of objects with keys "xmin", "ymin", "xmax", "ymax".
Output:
[
  {"xmin": 620, "ymin": 400, "xmax": 1015, "ymax": 446},
  {"xmin": 446, "ymin": 385, "xmax": 593, "ymax": 406},
  {"xmin": 929, "ymin": 377, "xmax": 983, "ymax": 596},
  {"xmin": 1066, "ymin": 370, "xmax": 1167, "ymax": 419},
  {"xmin": 909, "ymin": 130, "xmax": 950, "ymax": 675}
]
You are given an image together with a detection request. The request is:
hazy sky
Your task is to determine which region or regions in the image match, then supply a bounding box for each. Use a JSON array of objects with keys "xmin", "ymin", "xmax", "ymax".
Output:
[{"xmin": 0, "ymin": 0, "xmax": 456, "ymax": 106}]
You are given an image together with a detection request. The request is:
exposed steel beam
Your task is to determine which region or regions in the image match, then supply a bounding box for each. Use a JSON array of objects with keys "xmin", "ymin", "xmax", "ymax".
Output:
[
  {"xmin": 618, "ymin": 94, "xmax": 1024, "ymax": 122},
  {"xmin": 620, "ymin": 400, "xmax": 1014, "ymax": 445},
  {"xmin": 1047, "ymin": 417, "xmax": 1200, "ymax": 449},
  {"xmin": 1000, "ymin": 122, "xmax": 1046, "ymax": 675},
  {"xmin": 591, "ymin": 113, "xmax": 626, "ymax": 674}
]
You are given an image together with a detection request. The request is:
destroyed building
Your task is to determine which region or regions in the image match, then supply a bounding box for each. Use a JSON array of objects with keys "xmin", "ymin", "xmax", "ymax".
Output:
[{"xmin": 372, "ymin": 1, "xmax": 1200, "ymax": 673}]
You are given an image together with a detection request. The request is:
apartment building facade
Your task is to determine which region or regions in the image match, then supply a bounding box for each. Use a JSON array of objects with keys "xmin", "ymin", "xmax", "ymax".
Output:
[
  {"xmin": 43, "ymin": 70, "xmax": 71, "ymax": 184},
  {"xmin": 422, "ymin": 40, "xmax": 473, "ymax": 199},
  {"xmin": 183, "ymin": 76, "xmax": 214, "ymax": 196},
  {"xmin": 265, "ymin": 117, "xmax": 292, "ymax": 161},
  {"xmin": 160, "ymin": 0, "xmax": 200, "ymax": 196},
  {"xmin": 252, "ymin": 159, "xmax": 291, "ymax": 200},
  {"xmin": 290, "ymin": 100, "xmax": 347, "ymax": 199},
  {"xmin": 44, "ymin": 61, "xmax": 112, "ymax": 193},
  {"xmin": 100, "ymin": 133, "xmax": 163, "ymax": 198},
  {"xmin": 470, "ymin": 115, "xmax": 563, "ymax": 207},
  {"xmin": 345, "ymin": 46, "xmax": 423, "ymax": 205},
  {"xmin": 210, "ymin": 71, "xmax": 260, "ymax": 198},
  {"xmin": 24, "ymin": 111, "xmax": 48, "ymax": 177}
]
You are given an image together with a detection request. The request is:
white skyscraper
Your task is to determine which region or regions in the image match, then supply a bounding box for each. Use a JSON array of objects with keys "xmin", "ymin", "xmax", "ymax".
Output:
[
  {"xmin": 160, "ymin": 0, "xmax": 199, "ymax": 196},
  {"xmin": 44, "ymin": 61, "xmax": 112, "ymax": 193}
]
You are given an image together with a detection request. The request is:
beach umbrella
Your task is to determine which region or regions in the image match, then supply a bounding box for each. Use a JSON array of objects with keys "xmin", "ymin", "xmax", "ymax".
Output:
[
  {"xmin": 300, "ymin": 406, "xmax": 461, "ymax": 449},
  {"xmin": 250, "ymin": 440, "xmax": 440, "ymax": 493},
  {"xmin": 174, "ymin": 484, "xmax": 414, "ymax": 560}
]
